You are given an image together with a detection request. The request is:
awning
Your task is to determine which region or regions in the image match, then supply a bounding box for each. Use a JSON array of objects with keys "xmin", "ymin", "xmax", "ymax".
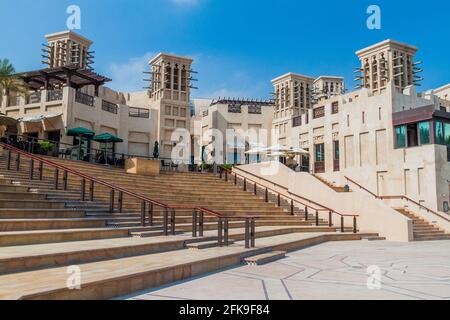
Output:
[
  {"xmin": 18, "ymin": 113, "xmax": 62, "ymax": 123},
  {"xmin": 67, "ymin": 127, "xmax": 95, "ymax": 138},
  {"xmin": 0, "ymin": 114, "xmax": 19, "ymax": 126},
  {"xmin": 92, "ymin": 133, "xmax": 123, "ymax": 143}
]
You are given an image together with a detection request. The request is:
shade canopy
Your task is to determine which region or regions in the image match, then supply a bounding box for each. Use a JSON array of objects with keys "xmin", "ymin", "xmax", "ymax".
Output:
[
  {"xmin": 19, "ymin": 65, "xmax": 111, "ymax": 91},
  {"xmin": 92, "ymin": 133, "xmax": 123, "ymax": 143},
  {"xmin": 0, "ymin": 114, "xmax": 19, "ymax": 126},
  {"xmin": 67, "ymin": 127, "xmax": 95, "ymax": 137}
]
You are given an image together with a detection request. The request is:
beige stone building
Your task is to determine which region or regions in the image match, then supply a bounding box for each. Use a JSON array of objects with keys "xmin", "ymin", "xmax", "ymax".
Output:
[
  {"xmin": 1, "ymin": 30, "xmax": 195, "ymax": 161},
  {"xmin": 194, "ymin": 98, "xmax": 274, "ymax": 165},
  {"xmin": 286, "ymin": 39, "xmax": 450, "ymax": 215}
]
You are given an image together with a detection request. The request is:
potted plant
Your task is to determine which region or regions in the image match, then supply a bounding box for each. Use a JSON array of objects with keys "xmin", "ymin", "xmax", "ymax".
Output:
[{"xmin": 38, "ymin": 140, "xmax": 55, "ymax": 156}]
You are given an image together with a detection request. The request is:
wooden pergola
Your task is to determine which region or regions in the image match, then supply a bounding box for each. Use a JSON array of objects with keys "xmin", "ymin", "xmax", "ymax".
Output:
[{"xmin": 18, "ymin": 65, "xmax": 111, "ymax": 96}]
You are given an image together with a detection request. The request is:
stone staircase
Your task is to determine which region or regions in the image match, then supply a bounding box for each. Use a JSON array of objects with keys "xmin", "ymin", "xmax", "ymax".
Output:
[
  {"xmin": 0, "ymin": 146, "xmax": 367, "ymax": 300},
  {"xmin": 395, "ymin": 208, "xmax": 450, "ymax": 241},
  {"xmin": 314, "ymin": 174, "xmax": 348, "ymax": 193}
]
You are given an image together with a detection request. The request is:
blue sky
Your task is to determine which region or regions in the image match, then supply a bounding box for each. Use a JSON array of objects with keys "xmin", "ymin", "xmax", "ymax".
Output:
[{"xmin": 1, "ymin": 0, "xmax": 449, "ymax": 99}]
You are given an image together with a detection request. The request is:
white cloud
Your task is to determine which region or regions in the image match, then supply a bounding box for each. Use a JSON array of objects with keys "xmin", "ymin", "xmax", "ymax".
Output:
[
  {"xmin": 107, "ymin": 52, "xmax": 155, "ymax": 92},
  {"xmin": 169, "ymin": 0, "xmax": 200, "ymax": 7}
]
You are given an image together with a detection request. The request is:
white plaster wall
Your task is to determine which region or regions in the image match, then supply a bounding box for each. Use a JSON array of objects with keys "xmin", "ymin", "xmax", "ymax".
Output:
[{"xmin": 236, "ymin": 162, "xmax": 413, "ymax": 241}]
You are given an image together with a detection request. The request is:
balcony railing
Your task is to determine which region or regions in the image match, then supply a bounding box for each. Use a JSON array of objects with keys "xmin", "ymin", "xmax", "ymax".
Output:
[
  {"xmin": 47, "ymin": 89, "xmax": 63, "ymax": 102},
  {"xmin": 228, "ymin": 104, "xmax": 242, "ymax": 113},
  {"xmin": 129, "ymin": 107, "xmax": 150, "ymax": 118},
  {"xmin": 313, "ymin": 106, "xmax": 325, "ymax": 119},
  {"xmin": 248, "ymin": 105, "xmax": 262, "ymax": 114},
  {"xmin": 75, "ymin": 91, "xmax": 94, "ymax": 107},
  {"xmin": 292, "ymin": 116, "xmax": 302, "ymax": 127},
  {"xmin": 7, "ymin": 96, "xmax": 19, "ymax": 107},
  {"xmin": 314, "ymin": 161, "xmax": 325, "ymax": 173},
  {"xmin": 26, "ymin": 92, "xmax": 41, "ymax": 104},
  {"xmin": 332, "ymin": 102, "xmax": 339, "ymax": 114},
  {"xmin": 333, "ymin": 159, "xmax": 340, "ymax": 172},
  {"xmin": 102, "ymin": 100, "xmax": 118, "ymax": 114},
  {"xmin": 202, "ymin": 110, "xmax": 209, "ymax": 117}
]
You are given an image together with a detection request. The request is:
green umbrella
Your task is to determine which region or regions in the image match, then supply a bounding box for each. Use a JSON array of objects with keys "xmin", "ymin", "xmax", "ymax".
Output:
[
  {"xmin": 67, "ymin": 127, "xmax": 95, "ymax": 161},
  {"xmin": 92, "ymin": 133, "xmax": 123, "ymax": 143},
  {"xmin": 153, "ymin": 141, "xmax": 159, "ymax": 159},
  {"xmin": 67, "ymin": 127, "xmax": 95, "ymax": 138},
  {"xmin": 201, "ymin": 146, "xmax": 206, "ymax": 163}
]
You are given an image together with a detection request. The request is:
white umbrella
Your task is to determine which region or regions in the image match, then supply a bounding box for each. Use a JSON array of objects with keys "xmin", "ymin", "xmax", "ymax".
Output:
[
  {"xmin": 286, "ymin": 147, "xmax": 309, "ymax": 155},
  {"xmin": 265, "ymin": 144, "xmax": 291, "ymax": 152},
  {"xmin": 245, "ymin": 142, "xmax": 267, "ymax": 155}
]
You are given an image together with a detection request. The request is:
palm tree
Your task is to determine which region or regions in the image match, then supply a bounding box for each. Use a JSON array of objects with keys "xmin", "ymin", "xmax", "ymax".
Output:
[{"xmin": 0, "ymin": 59, "xmax": 28, "ymax": 107}]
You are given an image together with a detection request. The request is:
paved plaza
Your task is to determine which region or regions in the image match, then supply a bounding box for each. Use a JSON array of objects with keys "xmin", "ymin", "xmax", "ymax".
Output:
[{"xmin": 124, "ymin": 240, "xmax": 450, "ymax": 300}]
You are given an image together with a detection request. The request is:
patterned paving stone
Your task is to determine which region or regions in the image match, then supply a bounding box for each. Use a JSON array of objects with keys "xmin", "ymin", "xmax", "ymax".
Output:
[{"xmin": 124, "ymin": 240, "xmax": 450, "ymax": 300}]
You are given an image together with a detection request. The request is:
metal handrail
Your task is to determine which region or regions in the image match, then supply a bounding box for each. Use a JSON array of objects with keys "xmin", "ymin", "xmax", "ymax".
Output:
[
  {"xmin": 344, "ymin": 176, "xmax": 378, "ymax": 198},
  {"xmin": 344, "ymin": 176, "xmax": 450, "ymax": 223},
  {"xmin": 3, "ymin": 134, "xmax": 181, "ymax": 165},
  {"xmin": 0, "ymin": 142, "xmax": 258, "ymax": 247},
  {"xmin": 230, "ymin": 166, "xmax": 358, "ymax": 218},
  {"xmin": 218, "ymin": 165, "xmax": 359, "ymax": 233}
]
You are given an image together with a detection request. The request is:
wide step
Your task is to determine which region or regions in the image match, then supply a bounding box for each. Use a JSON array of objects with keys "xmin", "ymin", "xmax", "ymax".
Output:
[
  {"xmin": 244, "ymin": 250, "xmax": 286, "ymax": 265},
  {"xmin": 186, "ymin": 240, "xmax": 235, "ymax": 250}
]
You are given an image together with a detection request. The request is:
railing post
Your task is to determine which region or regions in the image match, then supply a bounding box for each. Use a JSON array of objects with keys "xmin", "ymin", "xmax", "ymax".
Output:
[
  {"xmin": 265, "ymin": 188, "xmax": 269, "ymax": 202},
  {"xmin": 225, "ymin": 170, "xmax": 228, "ymax": 182},
  {"xmin": 217, "ymin": 218, "xmax": 223, "ymax": 247},
  {"xmin": 353, "ymin": 216, "xmax": 357, "ymax": 234},
  {"xmin": 224, "ymin": 218, "xmax": 229, "ymax": 246},
  {"xmin": 305, "ymin": 206, "xmax": 309, "ymax": 221},
  {"xmin": 163, "ymin": 208, "xmax": 169, "ymax": 236},
  {"xmin": 219, "ymin": 169, "xmax": 223, "ymax": 180},
  {"xmin": 192, "ymin": 210, "xmax": 198, "ymax": 237},
  {"xmin": 329, "ymin": 211, "xmax": 333, "ymax": 227},
  {"xmin": 29, "ymin": 159, "xmax": 34, "ymax": 180},
  {"xmin": 254, "ymin": 183, "xmax": 257, "ymax": 196},
  {"xmin": 245, "ymin": 218, "xmax": 250, "ymax": 249},
  {"xmin": 117, "ymin": 191, "xmax": 123, "ymax": 213},
  {"xmin": 62, "ymin": 171, "xmax": 68, "ymax": 190},
  {"xmin": 6, "ymin": 150, "xmax": 11, "ymax": 170},
  {"xmin": 277, "ymin": 193, "xmax": 281, "ymax": 207},
  {"xmin": 171, "ymin": 209, "xmax": 176, "ymax": 235},
  {"xmin": 15, "ymin": 153, "xmax": 20, "ymax": 171},
  {"xmin": 80, "ymin": 178, "xmax": 86, "ymax": 201},
  {"xmin": 199, "ymin": 211, "xmax": 204, "ymax": 237},
  {"xmin": 341, "ymin": 216, "xmax": 345, "ymax": 233},
  {"xmin": 54, "ymin": 168, "xmax": 59, "ymax": 190},
  {"xmin": 315, "ymin": 210, "xmax": 319, "ymax": 226},
  {"xmin": 234, "ymin": 173, "xmax": 237, "ymax": 185},
  {"xmin": 250, "ymin": 218, "xmax": 256, "ymax": 248},
  {"xmin": 243, "ymin": 178, "xmax": 247, "ymax": 191},
  {"xmin": 109, "ymin": 189, "xmax": 115, "ymax": 213},
  {"xmin": 89, "ymin": 180, "xmax": 94, "ymax": 201},
  {"xmin": 291, "ymin": 199, "xmax": 294, "ymax": 215},
  {"xmin": 141, "ymin": 201, "xmax": 146, "ymax": 227},
  {"xmin": 148, "ymin": 203, "xmax": 154, "ymax": 226},
  {"xmin": 38, "ymin": 161, "xmax": 43, "ymax": 180}
]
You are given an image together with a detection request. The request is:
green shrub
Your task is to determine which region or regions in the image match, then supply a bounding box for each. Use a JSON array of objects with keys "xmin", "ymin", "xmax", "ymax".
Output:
[
  {"xmin": 38, "ymin": 140, "xmax": 54, "ymax": 152},
  {"xmin": 222, "ymin": 164, "xmax": 234, "ymax": 171}
]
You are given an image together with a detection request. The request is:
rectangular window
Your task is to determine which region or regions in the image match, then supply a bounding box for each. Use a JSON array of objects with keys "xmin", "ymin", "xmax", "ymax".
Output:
[
  {"xmin": 418, "ymin": 121, "xmax": 431, "ymax": 145},
  {"xmin": 315, "ymin": 144, "xmax": 325, "ymax": 162},
  {"xmin": 435, "ymin": 121, "xmax": 445, "ymax": 145},
  {"xmin": 395, "ymin": 125, "xmax": 407, "ymax": 148},
  {"xmin": 333, "ymin": 141, "xmax": 340, "ymax": 160},
  {"xmin": 444, "ymin": 123, "xmax": 450, "ymax": 146},
  {"xmin": 406, "ymin": 123, "xmax": 418, "ymax": 147}
]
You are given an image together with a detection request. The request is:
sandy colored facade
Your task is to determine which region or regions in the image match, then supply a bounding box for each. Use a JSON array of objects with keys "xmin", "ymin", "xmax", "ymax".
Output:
[
  {"xmin": 284, "ymin": 39, "xmax": 450, "ymax": 215},
  {"xmin": 1, "ymin": 31, "xmax": 194, "ymax": 160},
  {"xmin": 194, "ymin": 99, "xmax": 274, "ymax": 164}
]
